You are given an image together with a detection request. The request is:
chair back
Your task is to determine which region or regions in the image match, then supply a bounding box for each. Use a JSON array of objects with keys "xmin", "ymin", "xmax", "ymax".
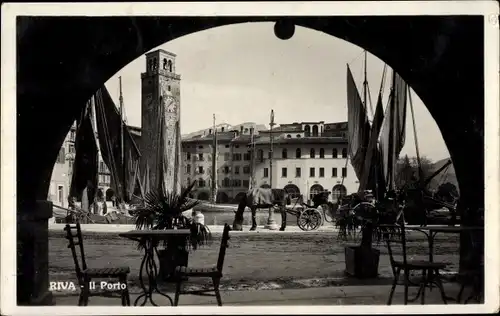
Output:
[
  {"xmin": 379, "ymin": 211, "xmax": 408, "ymax": 275},
  {"xmin": 64, "ymin": 221, "xmax": 87, "ymax": 284},
  {"xmin": 216, "ymin": 224, "xmax": 231, "ymax": 273}
]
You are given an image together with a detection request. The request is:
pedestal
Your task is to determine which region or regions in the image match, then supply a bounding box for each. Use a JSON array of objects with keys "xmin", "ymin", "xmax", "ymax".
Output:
[
  {"xmin": 264, "ymin": 207, "xmax": 278, "ymax": 230},
  {"xmin": 17, "ymin": 200, "xmax": 54, "ymax": 305}
]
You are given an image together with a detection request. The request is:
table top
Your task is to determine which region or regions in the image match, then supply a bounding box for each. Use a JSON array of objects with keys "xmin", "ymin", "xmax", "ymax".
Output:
[
  {"xmin": 405, "ymin": 225, "xmax": 484, "ymax": 233},
  {"xmin": 119, "ymin": 229, "xmax": 191, "ymax": 240}
]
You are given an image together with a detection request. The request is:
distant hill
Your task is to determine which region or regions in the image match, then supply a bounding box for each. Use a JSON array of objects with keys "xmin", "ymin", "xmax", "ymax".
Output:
[{"xmin": 427, "ymin": 158, "xmax": 458, "ymax": 192}]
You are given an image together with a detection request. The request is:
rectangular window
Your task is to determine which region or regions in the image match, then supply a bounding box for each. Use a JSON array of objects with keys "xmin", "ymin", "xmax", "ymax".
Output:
[
  {"xmin": 224, "ymin": 153, "xmax": 230, "ymax": 161},
  {"xmin": 198, "ymin": 153, "xmax": 204, "ymax": 161},
  {"xmin": 243, "ymin": 180, "xmax": 250, "ymax": 188},
  {"xmin": 319, "ymin": 167, "xmax": 325, "ymax": 178},
  {"xmin": 224, "ymin": 166, "xmax": 229, "ymax": 174},
  {"xmin": 186, "ymin": 153, "xmax": 191, "ymax": 161},
  {"xmin": 342, "ymin": 148, "xmax": 348, "ymax": 158},
  {"xmin": 243, "ymin": 166, "xmax": 250, "ymax": 174},
  {"xmin": 186, "ymin": 164, "xmax": 191, "ymax": 173},
  {"xmin": 332, "ymin": 148, "xmax": 338, "ymax": 158},
  {"xmin": 342, "ymin": 167, "xmax": 347, "ymax": 177},
  {"xmin": 264, "ymin": 168, "xmax": 269, "ymax": 178},
  {"xmin": 69, "ymin": 143, "xmax": 75, "ymax": 154},
  {"xmin": 198, "ymin": 166, "xmax": 204, "ymax": 174},
  {"xmin": 234, "ymin": 166, "xmax": 240, "ymax": 174},
  {"xmin": 332, "ymin": 168, "xmax": 338, "ymax": 177},
  {"xmin": 244, "ymin": 153, "xmax": 251, "ymax": 161},
  {"xmin": 309, "ymin": 167, "xmax": 315, "ymax": 177},
  {"xmin": 295, "ymin": 167, "xmax": 301, "ymax": 178},
  {"xmin": 281, "ymin": 168, "xmax": 287, "ymax": 178}
]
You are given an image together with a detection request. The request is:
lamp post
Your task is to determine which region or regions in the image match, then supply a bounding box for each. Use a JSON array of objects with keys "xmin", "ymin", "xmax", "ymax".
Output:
[{"xmin": 265, "ymin": 109, "xmax": 278, "ymax": 230}]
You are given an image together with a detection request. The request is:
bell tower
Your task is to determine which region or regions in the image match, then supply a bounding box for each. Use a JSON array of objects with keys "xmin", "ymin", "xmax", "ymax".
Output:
[{"xmin": 140, "ymin": 49, "xmax": 182, "ymax": 194}]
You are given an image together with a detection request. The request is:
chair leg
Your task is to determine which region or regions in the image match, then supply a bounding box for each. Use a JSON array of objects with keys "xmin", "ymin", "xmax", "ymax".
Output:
[
  {"xmin": 403, "ymin": 268, "xmax": 409, "ymax": 305},
  {"xmin": 212, "ymin": 277, "xmax": 222, "ymax": 306},
  {"xmin": 433, "ymin": 269, "xmax": 448, "ymax": 305},
  {"xmin": 420, "ymin": 269, "xmax": 427, "ymax": 305},
  {"xmin": 80, "ymin": 276, "xmax": 90, "ymax": 306},
  {"xmin": 387, "ymin": 267, "xmax": 401, "ymax": 305},
  {"xmin": 174, "ymin": 278, "xmax": 182, "ymax": 306},
  {"xmin": 120, "ymin": 275, "xmax": 130, "ymax": 306}
]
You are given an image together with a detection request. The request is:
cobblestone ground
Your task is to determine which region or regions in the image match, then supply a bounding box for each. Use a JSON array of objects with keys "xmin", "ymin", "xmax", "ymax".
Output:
[{"xmin": 49, "ymin": 230, "xmax": 460, "ymax": 295}]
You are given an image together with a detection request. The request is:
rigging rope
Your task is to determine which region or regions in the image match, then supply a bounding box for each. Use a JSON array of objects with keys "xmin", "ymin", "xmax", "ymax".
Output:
[{"xmin": 408, "ymin": 86, "xmax": 424, "ymax": 183}]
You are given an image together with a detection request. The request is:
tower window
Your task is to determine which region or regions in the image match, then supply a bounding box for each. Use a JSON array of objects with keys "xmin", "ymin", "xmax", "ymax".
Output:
[
  {"xmin": 153, "ymin": 58, "xmax": 158, "ymax": 70},
  {"xmin": 168, "ymin": 85, "xmax": 171, "ymax": 91},
  {"xmin": 163, "ymin": 58, "xmax": 168, "ymax": 70},
  {"xmin": 168, "ymin": 60, "xmax": 173, "ymax": 72}
]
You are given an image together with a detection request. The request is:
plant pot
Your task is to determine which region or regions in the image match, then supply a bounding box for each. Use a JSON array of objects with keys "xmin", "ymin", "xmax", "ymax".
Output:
[
  {"xmin": 158, "ymin": 245, "xmax": 189, "ymax": 283},
  {"xmin": 344, "ymin": 246, "xmax": 380, "ymax": 279}
]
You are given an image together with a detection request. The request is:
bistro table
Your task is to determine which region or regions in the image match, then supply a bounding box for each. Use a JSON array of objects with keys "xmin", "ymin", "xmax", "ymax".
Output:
[
  {"xmin": 119, "ymin": 229, "xmax": 191, "ymax": 306},
  {"xmin": 405, "ymin": 225, "xmax": 484, "ymax": 302}
]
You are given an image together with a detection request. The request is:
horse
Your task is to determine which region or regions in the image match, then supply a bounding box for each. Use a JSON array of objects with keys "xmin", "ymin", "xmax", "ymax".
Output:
[{"xmin": 232, "ymin": 188, "xmax": 289, "ymax": 231}]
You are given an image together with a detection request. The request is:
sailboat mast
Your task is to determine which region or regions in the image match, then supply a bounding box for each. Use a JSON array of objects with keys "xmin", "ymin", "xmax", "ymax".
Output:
[
  {"xmin": 118, "ymin": 76, "xmax": 125, "ymax": 203},
  {"xmin": 211, "ymin": 114, "xmax": 218, "ymax": 204},
  {"xmin": 363, "ymin": 51, "xmax": 368, "ymax": 111}
]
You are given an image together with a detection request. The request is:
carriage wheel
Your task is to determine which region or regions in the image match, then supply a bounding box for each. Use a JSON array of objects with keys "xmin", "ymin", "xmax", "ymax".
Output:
[
  {"xmin": 297, "ymin": 208, "xmax": 322, "ymax": 231},
  {"xmin": 321, "ymin": 204, "xmax": 335, "ymax": 223}
]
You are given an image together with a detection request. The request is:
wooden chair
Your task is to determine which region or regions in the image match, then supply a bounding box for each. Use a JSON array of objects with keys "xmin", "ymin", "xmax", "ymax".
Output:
[
  {"xmin": 380, "ymin": 220, "xmax": 449, "ymax": 305},
  {"xmin": 64, "ymin": 222, "xmax": 130, "ymax": 306},
  {"xmin": 173, "ymin": 223, "xmax": 231, "ymax": 306}
]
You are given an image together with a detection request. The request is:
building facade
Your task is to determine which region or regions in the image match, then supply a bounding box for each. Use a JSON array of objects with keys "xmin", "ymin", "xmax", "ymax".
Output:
[
  {"xmin": 181, "ymin": 121, "xmax": 359, "ymax": 203},
  {"xmin": 48, "ymin": 122, "xmax": 112, "ymax": 208}
]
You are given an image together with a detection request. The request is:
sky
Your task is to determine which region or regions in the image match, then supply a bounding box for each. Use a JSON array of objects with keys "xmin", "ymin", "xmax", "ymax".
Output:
[{"xmin": 105, "ymin": 22, "xmax": 450, "ymax": 162}]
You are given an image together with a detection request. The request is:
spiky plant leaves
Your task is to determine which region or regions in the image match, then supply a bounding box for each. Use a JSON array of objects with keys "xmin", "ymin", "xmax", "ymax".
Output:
[{"xmin": 133, "ymin": 181, "xmax": 211, "ymax": 250}]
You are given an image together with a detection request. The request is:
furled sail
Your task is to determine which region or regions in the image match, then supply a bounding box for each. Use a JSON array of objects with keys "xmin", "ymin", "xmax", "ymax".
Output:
[
  {"xmin": 379, "ymin": 71, "xmax": 408, "ymax": 190},
  {"xmin": 359, "ymin": 89, "xmax": 386, "ymax": 196},
  {"xmin": 346, "ymin": 64, "xmax": 371, "ymax": 181},
  {"xmin": 69, "ymin": 102, "xmax": 98, "ymax": 204},
  {"xmin": 93, "ymin": 86, "xmax": 141, "ymax": 203}
]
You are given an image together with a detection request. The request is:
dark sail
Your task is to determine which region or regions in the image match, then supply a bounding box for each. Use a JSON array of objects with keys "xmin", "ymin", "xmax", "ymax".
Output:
[
  {"xmin": 94, "ymin": 86, "xmax": 141, "ymax": 202},
  {"xmin": 346, "ymin": 65, "xmax": 371, "ymax": 181},
  {"xmin": 69, "ymin": 103, "xmax": 98, "ymax": 203},
  {"xmin": 359, "ymin": 91, "xmax": 385, "ymax": 196}
]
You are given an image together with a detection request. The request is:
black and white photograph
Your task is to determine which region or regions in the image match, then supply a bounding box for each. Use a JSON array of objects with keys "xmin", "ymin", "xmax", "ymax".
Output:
[{"xmin": 1, "ymin": 1, "xmax": 499, "ymax": 314}]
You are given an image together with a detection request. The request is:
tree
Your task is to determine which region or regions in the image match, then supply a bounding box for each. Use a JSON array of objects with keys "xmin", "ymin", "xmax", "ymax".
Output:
[{"xmin": 395, "ymin": 155, "xmax": 434, "ymax": 189}]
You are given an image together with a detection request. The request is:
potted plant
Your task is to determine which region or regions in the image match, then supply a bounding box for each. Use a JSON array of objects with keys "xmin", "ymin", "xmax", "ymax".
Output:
[
  {"xmin": 133, "ymin": 182, "xmax": 212, "ymax": 282},
  {"xmin": 344, "ymin": 192, "xmax": 381, "ymax": 279}
]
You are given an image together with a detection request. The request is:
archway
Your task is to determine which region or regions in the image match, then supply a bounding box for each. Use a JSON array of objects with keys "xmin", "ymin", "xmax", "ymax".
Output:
[
  {"xmin": 197, "ymin": 191, "xmax": 210, "ymax": 201},
  {"xmin": 105, "ymin": 188, "xmax": 114, "ymax": 202},
  {"xmin": 216, "ymin": 191, "xmax": 230, "ymax": 204},
  {"xmin": 331, "ymin": 184, "xmax": 347, "ymax": 203},
  {"xmin": 283, "ymin": 184, "xmax": 301, "ymax": 199},
  {"xmin": 233, "ymin": 192, "xmax": 247, "ymax": 203},
  {"xmin": 15, "ymin": 16, "xmax": 485, "ymax": 306},
  {"xmin": 309, "ymin": 184, "xmax": 324, "ymax": 200}
]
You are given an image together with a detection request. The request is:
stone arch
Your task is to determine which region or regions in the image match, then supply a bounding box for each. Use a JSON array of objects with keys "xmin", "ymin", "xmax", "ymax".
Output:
[
  {"xmin": 304, "ymin": 125, "xmax": 311, "ymax": 137},
  {"xmin": 105, "ymin": 188, "xmax": 114, "ymax": 202},
  {"xmin": 233, "ymin": 191, "xmax": 247, "ymax": 202},
  {"xmin": 197, "ymin": 191, "xmax": 210, "ymax": 201},
  {"xmin": 283, "ymin": 184, "xmax": 300, "ymax": 199},
  {"xmin": 16, "ymin": 17, "xmax": 485, "ymax": 305},
  {"xmin": 331, "ymin": 184, "xmax": 347, "ymax": 202},
  {"xmin": 309, "ymin": 184, "xmax": 324, "ymax": 200},
  {"xmin": 216, "ymin": 191, "xmax": 230, "ymax": 203},
  {"xmin": 312, "ymin": 125, "xmax": 319, "ymax": 137},
  {"xmin": 167, "ymin": 59, "xmax": 173, "ymax": 72}
]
